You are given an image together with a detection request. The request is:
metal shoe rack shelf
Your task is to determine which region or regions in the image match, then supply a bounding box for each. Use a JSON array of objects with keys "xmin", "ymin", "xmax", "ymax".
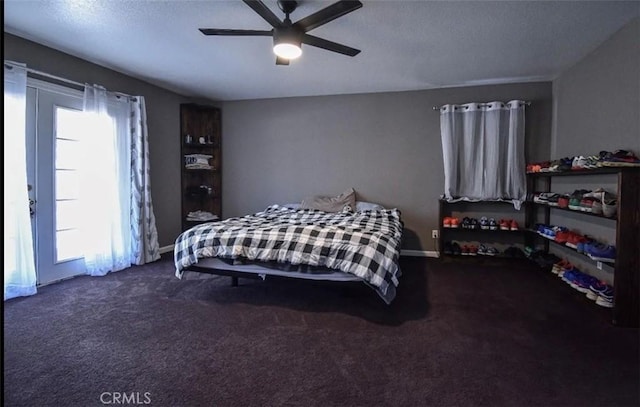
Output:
[{"xmin": 525, "ymin": 167, "xmax": 639, "ymax": 327}]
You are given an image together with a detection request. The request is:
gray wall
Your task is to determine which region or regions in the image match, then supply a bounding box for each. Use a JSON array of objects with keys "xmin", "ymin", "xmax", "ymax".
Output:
[
  {"xmin": 222, "ymin": 83, "xmax": 552, "ymax": 251},
  {"xmin": 552, "ymin": 17, "xmax": 640, "ymax": 157},
  {"xmin": 547, "ymin": 17, "xmax": 639, "ymax": 284},
  {"xmin": 3, "ymin": 33, "xmax": 215, "ymax": 248}
]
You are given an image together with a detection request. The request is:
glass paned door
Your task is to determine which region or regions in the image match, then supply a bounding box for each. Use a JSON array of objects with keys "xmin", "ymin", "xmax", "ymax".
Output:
[{"xmin": 26, "ymin": 83, "xmax": 86, "ymax": 284}]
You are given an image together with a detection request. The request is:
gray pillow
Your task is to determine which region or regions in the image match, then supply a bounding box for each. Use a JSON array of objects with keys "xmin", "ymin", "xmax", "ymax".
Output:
[{"xmin": 300, "ymin": 188, "xmax": 356, "ymax": 213}]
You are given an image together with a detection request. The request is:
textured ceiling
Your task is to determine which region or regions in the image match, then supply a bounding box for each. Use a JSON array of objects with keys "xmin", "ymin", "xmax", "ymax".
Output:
[{"xmin": 4, "ymin": 0, "xmax": 639, "ymax": 101}]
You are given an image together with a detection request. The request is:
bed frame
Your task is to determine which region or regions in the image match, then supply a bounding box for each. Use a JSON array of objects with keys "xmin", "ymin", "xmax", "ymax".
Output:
[{"xmin": 182, "ymin": 257, "xmax": 364, "ymax": 287}]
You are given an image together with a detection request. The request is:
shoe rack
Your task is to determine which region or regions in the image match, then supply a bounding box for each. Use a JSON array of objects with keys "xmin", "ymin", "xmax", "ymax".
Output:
[
  {"xmin": 525, "ymin": 167, "xmax": 639, "ymax": 327},
  {"xmin": 438, "ymin": 199, "xmax": 527, "ymax": 257}
]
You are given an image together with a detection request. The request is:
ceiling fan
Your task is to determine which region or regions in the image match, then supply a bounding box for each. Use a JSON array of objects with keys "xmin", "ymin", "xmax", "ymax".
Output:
[{"xmin": 199, "ymin": 0, "xmax": 363, "ymax": 65}]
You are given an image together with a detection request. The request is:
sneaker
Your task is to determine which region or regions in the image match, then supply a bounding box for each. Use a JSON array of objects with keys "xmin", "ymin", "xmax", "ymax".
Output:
[
  {"xmin": 509, "ymin": 220, "xmax": 519, "ymax": 231},
  {"xmin": 461, "ymin": 217, "xmax": 471, "ymax": 229},
  {"xmin": 557, "ymin": 262, "xmax": 574, "ymax": 279},
  {"xmin": 477, "ymin": 244, "xmax": 488, "ymax": 256},
  {"xmin": 551, "ymin": 259, "xmax": 571, "ymax": 274},
  {"xmin": 599, "ymin": 149, "xmax": 640, "ymax": 167},
  {"xmin": 547, "ymin": 194, "xmax": 561, "ymax": 207},
  {"xmin": 583, "ymin": 155, "xmax": 600, "ymax": 169},
  {"xmin": 468, "ymin": 245, "xmax": 478, "ymax": 256},
  {"xmin": 469, "ymin": 218, "xmax": 479, "ymax": 230},
  {"xmin": 596, "ymin": 296, "xmax": 614, "ymax": 308},
  {"xmin": 523, "ymin": 246, "xmax": 536, "ymax": 258},
  {"xmin": 572, "ymin": 156, "xmax": 588, "ymax": 170},
  {"xmin": 585, "ymin": 243, "xmax": 616, "ymax": 263},
  {"xmin": 579, "ymin": 197, "xmax": 598, "ymax": 212},
  {"xmin": 499, "ymin": 219, "xmax": 510, "ymax": 230},
  {"xmin": 479, "ymin": 216, "xmax": 489, "ymax": 230},
  {"xmin": 461, "ymin": 245, "xmax": 470, "ymax": 256},
  {"xmin": 558, "ymin": 157, "xmax": 573, "ymax": 171},
  {"xmin": 568, "ymin": 189, "xmax": 590, "ymax": 210},
  {"xmin": 443, "ymin": 241, "xmax": 453, "ymax": 255},
  {"xmin": 570, "ymin": 272, "xmax": 599, "ymax": 294},
  {"xmin": 554, "ymin": 230, "xmax": 572, "ymax": 244},
  {"xmin": 450, "ymin": 217, "xmax": 460, "ymax": 228},
  {"xmin": 566, "ymin": 233, "xmax": 589, "ymax": 250},
  {"xmin": 443, "ymin": 217, "xmax": 452, "ymax": 228},
  {"xmin": 488, "ymin": 218, "xmax": 498, "ymax": 231},
  {"xmin": 486, "ymin": 247, "xmax": 499, "ymax": 256},
  {"xmin": 587, "ymin": 281, "xmax": 613, "ymax": 301},
  {"xmin": 557, "ymin": 195, "xmax": 570, "ymax": 208},
  {"xmin": 602, "ymin": 193, "xmax": 617, "ymax": 218},
  {"xmin": 451, "ymin": 242, "xmax": 461, "ymax": 255}
]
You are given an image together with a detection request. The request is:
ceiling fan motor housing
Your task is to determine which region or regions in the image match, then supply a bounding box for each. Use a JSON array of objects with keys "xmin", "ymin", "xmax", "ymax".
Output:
[
  {"xmin": 277, "ymin": 0, "xmax": 298, "ymax": 15},
  {"xmin": 274, "ymin": 26, "xmax": 302, "ymax": 48}
]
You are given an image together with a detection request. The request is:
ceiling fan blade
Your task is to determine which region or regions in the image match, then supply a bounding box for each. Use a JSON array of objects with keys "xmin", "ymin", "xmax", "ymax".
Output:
[
  {"xmin": 302, "ymin": 34, "xmax": 361, "ymax": 57},
  {"xmin": 293, "ymin": 1, "xmax": 363, "ymax": 33},
  {"xmin": 242, "ymin": 0, "xmax": 283, "ymax": 28},
  {"xmin": 199, "ymin": 29, "xmax": 272, "ymax": 36},
  {"xmin": 275, "ymin": 56, "xmax": 290, "ymax": 66}
]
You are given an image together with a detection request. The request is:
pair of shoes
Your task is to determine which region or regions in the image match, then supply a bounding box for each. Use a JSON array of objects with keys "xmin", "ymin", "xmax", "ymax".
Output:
[
  {"xmin": 503, "ymin": 246, "xmax": 526, "ymax": 259},
  {"xmin": 587, "ymin": 281, "xmax": 615, "ymax": 307},
  {"xmin": 443, "ymin": 217, "xmax": 460, "ymax": 228},
  {"xmin": 562, "ymin": 268, "xmax": 599, "ymax": 294},
  {"xmin": 551, "ymin": 259, "xmax": 572, "ymax": 274},
  {"xmin": 461, "ymin": 244, "xmax": 478, "ymax": 256},
  {"xmin": 499, "ymin": 219, "xmax": 519, "ymax": 231},
  {"xmin": 599, "ymin": 149, "xmax": 640, "ymax": 167},
  {"xmin": 461, "ymin": 217, "xmax": 479, "ymax": 230}
]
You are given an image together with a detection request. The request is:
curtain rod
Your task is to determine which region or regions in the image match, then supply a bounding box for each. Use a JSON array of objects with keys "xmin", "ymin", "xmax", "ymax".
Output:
[
  {"xmin": 4, "ymin": 61, "xmax": 135, "ymax": 100},
  {"xmin": 432, "ymin": 101, "xmax": 531, "ymax": 110}
]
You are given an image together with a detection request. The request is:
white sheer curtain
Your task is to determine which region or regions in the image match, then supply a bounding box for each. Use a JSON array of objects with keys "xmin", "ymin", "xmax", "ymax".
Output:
[
  {"xmin": 440, "ymin": 100, "xmax": 527, "ymax": 208},
  {"xmin": 79, "ymin": 85, "xmax": 132, "ymax": 276},
  {"xmin": 4, "ymin": 62, "xmax": 37, "ymax": 300}
]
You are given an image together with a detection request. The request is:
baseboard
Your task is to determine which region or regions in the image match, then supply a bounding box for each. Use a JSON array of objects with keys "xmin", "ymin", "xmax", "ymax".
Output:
[
  {"xmin": 400, "ymin": 250, "xmax": 440, "ymax": 258},
  {"xmin": 159, "ymin": 245, "xmax": 174, "ymax": 254},
  {"xmin": 160, "ymin": 244, "xmax": 438, "ymax": 258}
]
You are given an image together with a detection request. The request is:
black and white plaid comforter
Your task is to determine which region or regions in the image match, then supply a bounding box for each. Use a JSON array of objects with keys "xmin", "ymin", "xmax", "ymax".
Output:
[{"xmin": 174, "ymin": 205, "xmax": 403, "ymax": 302}]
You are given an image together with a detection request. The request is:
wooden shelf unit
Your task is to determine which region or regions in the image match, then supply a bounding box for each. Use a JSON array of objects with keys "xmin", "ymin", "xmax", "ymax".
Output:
[
  {"xmin": 180, "ymin": 103, "xmax": 222, "ymax": 231},
  {"xmin": 526, "ymin": 168, "xmax": 639, "ymax": 327}
]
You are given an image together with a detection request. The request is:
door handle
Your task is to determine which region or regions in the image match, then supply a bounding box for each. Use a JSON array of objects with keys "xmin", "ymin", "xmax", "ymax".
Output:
[{"xmin": 28, "ymin": 184, "xmax": 35, "ymax": 217}]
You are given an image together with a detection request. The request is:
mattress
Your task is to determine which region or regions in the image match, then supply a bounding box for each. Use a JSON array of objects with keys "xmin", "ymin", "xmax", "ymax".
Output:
[{"xmin": 174, "ymin": 205, "xmax": 403, "ymax": 303}]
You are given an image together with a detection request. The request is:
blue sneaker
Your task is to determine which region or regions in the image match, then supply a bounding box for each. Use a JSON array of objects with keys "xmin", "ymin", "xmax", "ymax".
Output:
[
  {"xmin": 587, "ymin": 281, "xmax": 613, "ymax": 301},
  {"xmin": 586, "ymin": 243, "xmax": 616, "ymax": 263},
  {"xmin": 570, "ymin": 272, "xmax": 599, "ymax": 293}
]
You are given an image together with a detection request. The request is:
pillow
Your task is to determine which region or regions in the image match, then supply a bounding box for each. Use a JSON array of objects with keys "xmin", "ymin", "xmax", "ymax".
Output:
[
  {"xmin": 300, "ymin": 188, "xmax": 356, "ymax": 213},
  {"xmin": 355, "ymin": 201, "xmax": 384, "ymax": 211}
]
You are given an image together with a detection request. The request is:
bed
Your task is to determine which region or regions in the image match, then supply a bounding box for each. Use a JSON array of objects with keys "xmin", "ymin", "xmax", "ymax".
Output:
[{"xmin": 174, "ymin": 201, "xmax": 404, "ymax": 304}]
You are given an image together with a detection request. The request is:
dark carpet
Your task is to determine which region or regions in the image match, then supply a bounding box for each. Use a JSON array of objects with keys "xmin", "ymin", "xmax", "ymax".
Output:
[{"xmin": 4, "ymin": 255, "xmax": 639, "ymax": 407}]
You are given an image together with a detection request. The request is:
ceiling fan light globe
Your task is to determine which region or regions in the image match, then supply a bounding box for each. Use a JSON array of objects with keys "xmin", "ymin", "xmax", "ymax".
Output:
[{"xmin": 273, "ymin": 43, "xmax": 302, "ymax": 59}]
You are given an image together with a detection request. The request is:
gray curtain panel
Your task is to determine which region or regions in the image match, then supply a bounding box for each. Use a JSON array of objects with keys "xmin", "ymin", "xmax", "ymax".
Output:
[{"xmin": 130, "ymin": 96, "xmax": 160, "ymax": 264}]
